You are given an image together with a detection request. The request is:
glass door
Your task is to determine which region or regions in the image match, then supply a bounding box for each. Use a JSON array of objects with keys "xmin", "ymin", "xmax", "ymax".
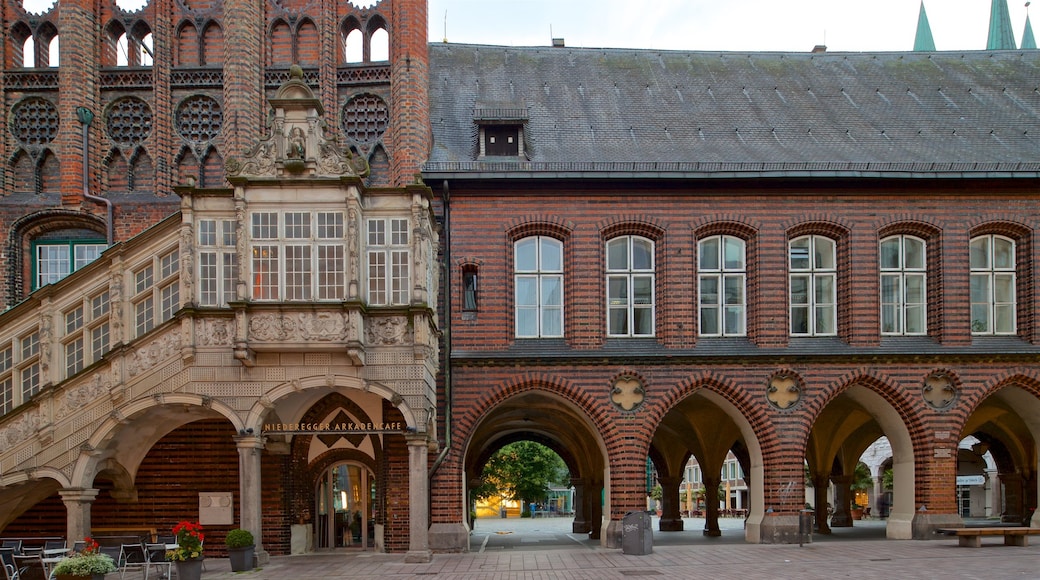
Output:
[{"xmin": 315, "ymin": 462, "xmax": 375, "ymax": 549}]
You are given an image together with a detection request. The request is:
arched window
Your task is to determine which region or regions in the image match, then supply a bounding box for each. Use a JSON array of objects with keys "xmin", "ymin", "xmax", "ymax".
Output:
[
  {"xmin": 344, "ymin": 28, "xmax": 363, "ymax": 63},
  {"xmin": 606, "ymin": 235, "xmax": 654, "ymax": 337},
  {"xmin": 514, "ymin": 236, "xmax": 563, "ymax": 338},
  {"xmin": 47, "ymin": 35, "xmax": 59, "ymax": 66},
  {"xmin": 789, "ymin": 234, "xmax": 836, "ymax": 336},
  {"xmin": 969, "ymin": 234, "xmax": 1016, "ymax": 335},
  {"xmin": 879, "ymin": 235, "xmax": 926, "ymax": 335},
  {"xmin": 370, "ymin": 27, "xmax": 389, "ymax": 61},
  {"xmin": 698, "ymin": 235, "xmax": 746, "ymax": 336},
  {"xmin": 22, "ymin": 36, "xmax": 35, "ymax": 67}
]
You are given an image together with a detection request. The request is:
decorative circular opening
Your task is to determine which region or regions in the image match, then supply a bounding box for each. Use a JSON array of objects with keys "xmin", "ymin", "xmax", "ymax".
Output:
[
  {"xmin": 341, "ymin": 94, "xmax": 388, "ymax": 144},
  {"xmin": 11, "ymin": 97, "xmax": 59, "ymax": 146},
  {"xmin": 176, "ymin": 95, "xmax": 223, "ymax": 144},
  {"xmin": 105, "ymin": 97, "xmax": 153, "ymax": 146}
]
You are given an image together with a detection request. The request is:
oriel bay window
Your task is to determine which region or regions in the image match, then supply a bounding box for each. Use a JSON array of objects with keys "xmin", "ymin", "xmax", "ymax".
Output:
[
  {"xmin": 606, "ymin": 235, "xmax": 655, "ymax": 337},
  {"xmin": 514, "ymin": 236, "xmax": 563, "ymax": 337},
  {"xmin": 789, "ymin": 235, "xmax": 836, "ymax": 336},
  {"xmin": 367, "ymin": 218, "xmax": 409, "ymax": 306},
  {"xmin": 251, "ymin": 211, "xmax": 347, "ymax": 301},
  {"xmin": 198, "ymin": 219, "xmax": 239, "ymax": 307},
  {"xmin": 970, "ymin": 234, "xmax": 1016, "ymax": 335}
]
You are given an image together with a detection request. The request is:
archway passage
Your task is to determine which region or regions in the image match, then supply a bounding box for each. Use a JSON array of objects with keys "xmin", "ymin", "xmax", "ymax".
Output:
[
  {"xmin": 463, "ymin": 391, "xmax": 607, "ymax": 543},
  {"xmin": 651, "ymin": 390, "xmax": 759, "ymax": 540},
  {"xmin": 961, "ymin": 386, "xmax": 1040, "ymax": 526},
  {"xmin": 806, "ymin": 385, "xmax": 915, "ymax": 540},
  {"xmin": 315, "ymin": 462, "xmax": 376, "ymax": 549}
]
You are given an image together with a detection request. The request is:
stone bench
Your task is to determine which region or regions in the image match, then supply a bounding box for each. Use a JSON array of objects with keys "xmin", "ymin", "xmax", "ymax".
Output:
[{"xmin": 937, "ymin": 527, "xmax": 1040, "ymax": 547}]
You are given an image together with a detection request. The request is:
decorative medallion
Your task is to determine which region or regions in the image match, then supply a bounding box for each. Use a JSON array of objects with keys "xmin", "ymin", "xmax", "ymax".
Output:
[
  {"xmin": 766, "ymin": 373, "xmax": 801, "ymax": 410},
  {"xmin": 11, "ymin": 97, "xmax": 59, "ymax": 146},
  {"xmin": 341, "ymin": 94, "xmax": 389, "ymax": 144},
  {"xmin": 105, "ymin": 97, "xmax": 153, "ymax": 146},
  {"xmin": 610, "ymin": 375, "xmax": 645, "ymax": 412},
  {"xmin": 176, "ymin": 95, "xmax": 223, "ymax": 144},
  {"xmin": 922, "ymin": 371, "xmax": 957, "ymax": 409}
]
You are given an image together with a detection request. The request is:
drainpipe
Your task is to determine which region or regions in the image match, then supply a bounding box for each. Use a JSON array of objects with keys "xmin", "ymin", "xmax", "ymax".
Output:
[
  {"xmin": 77, "ymin": 107, "xmax": 113, "ymax": 244},
  {"xmin": 430, "ymin": 179, "xmax": 452, "ymax": 477}
]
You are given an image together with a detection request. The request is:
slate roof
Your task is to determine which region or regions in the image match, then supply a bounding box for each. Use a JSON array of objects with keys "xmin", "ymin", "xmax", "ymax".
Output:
[{"xmin": 425, "ymin": 43, "xmax": 1040, "ymax": 178}]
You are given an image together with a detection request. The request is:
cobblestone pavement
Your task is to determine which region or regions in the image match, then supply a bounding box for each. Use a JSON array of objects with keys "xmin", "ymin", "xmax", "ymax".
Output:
[{"xmin": 192, "ymin": 518, "xmax": 1040, "ymax": 580}]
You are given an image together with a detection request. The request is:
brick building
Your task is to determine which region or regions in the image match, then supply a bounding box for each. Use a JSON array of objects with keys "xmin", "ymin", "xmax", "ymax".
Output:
[{"xmin": 0, "ymin": 0, "xmax": 1038, "ymax": 560}]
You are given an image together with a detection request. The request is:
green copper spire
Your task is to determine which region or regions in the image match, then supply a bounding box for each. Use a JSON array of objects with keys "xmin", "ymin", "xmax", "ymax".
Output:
[
  {"xmin": 1023, "ymin": 4, "xmax": 1037, "ymax": 49},
  {"xmin": 987, "ymin": 0, "xmax": 1017, "ymax": 49},
  {"xmin": 914, "ymin": 1, "xmax": 936, "ymax": 51}
]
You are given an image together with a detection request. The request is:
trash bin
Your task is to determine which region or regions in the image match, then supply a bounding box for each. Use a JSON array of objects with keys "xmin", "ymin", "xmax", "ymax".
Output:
[
  {"xmin": 500, "ymin": 507, "xmax": 507, "ymax": 519},
  {"xmin": 621, "ymin": 511, "xmax": 653, "ymax": 555},
  {"xmin": 798, "ymin": 509, "xmax": 814, "ymax": 546}
]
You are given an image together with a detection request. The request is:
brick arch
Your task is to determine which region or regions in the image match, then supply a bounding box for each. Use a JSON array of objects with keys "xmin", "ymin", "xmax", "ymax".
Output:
[
  {"xmin": 967, "ymin": 221, "xmax": 1034, "ymax": 342},
  {"xmin": 692, "ymin": 219, "xmax": 758, "ymax": 240},
  {"xmin": 599, "ymin": 216, "xmax": 666, "ymax": 242},
  {"xmin": 505, "ymin": 217, "xmax": 574, "ymax": 241},
  {"xmin": 175, "ymin": 19, "xmax": 199, "ymax": 66},
  {"xmin": 786, "ymin": 219, "xmax": 850, "ymax": 240},
  {"xmin": 200, "ymin": 20, "xmax": 223, "ymax": 66},
  {"xmin": 801, "ymin": 369, "xmax": 923, "ymax": 439},
  {"xmin": 955, "ymin": 369, "xmax": 1040, "ymax": 422},
  {"xmin": 877, "ymin": 218, "xmax": 942, "ymax": 240},
  {"xmin": 6, "ymin": 209, "xmax": 107, "ymax": 303},
  {"xmin": 967, "ymin": 218, "xmax": 1031, "ymax": 239},
  {"xmin": 101, "ymin": 19, "xmax": 128, "ymax": 67}
]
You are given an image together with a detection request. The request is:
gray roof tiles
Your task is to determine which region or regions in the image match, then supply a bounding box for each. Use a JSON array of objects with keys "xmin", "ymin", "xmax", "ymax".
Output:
[{"xmin": 425, "ymin": 44, "xmax": 1040, "ymax": 176}]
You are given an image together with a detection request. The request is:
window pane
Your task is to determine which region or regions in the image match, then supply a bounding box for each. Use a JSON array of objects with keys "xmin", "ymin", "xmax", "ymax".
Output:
[
  {"xmin": 318, "ymin": 245, "xmax": 345, "ymax": 300},
  {"xmin": 631, "ymin": 238, "xmax": 653, "ymax": 270},
  {"xmin": 608, "ymin": 277, "xmax": 628, "ymax": 304},
  {"xmin": 879, "ymin": 237, "xmax": 900, "ymax": 269},
  {"xmin": 905, "ymin": 274, "xmax": 925, "ymax": 304},
  {"xmin": 994, "ymin": 304, "xmax": 1015, "ymax": 333},
  {"xmin": 542, "ymin": 308, "xmax": 562, "ymax": 337},
  {"xmin": 723, "ymin": 275, "xmax": 744, "ymax": 306},
  {"xmin": 700, "ymin": 276, "xmax": 719, "ymax": 306},
  {"xmin": 541, "ymin": 276, "xmax": 562, "ymax": 307},
  {"xmin": 789, "ymin": 238, "xmax": 810, "ymax": 270},
  {"xmin": 253, "ymin": 246, "xmax": 279, "ymax": 300},
  {"xmin": 285, "ymin": 245, "xmax": 312, "ymax": 300},
  {"xmin": 285, "ymin": 212, "xmax": 311, "ymax": 239},
  {"xmin": 367, "ymin": 219, "xmax": 385, "ymax": 245},
  {"xmin": 905, "ymin": 305, "xmax": 925, "ymax": 334},
  {"xmin": 971, "ymin": 304, "xmax": 990, "ymax": 333},
  {"xmin": 75, "ymin": 244, "xmax": 106, "ymax": 269},
  {"xmin": 724, "ymin": 305, "xmax": 745, "ymax": 335},
  {"xmin": 969, "ymin": 237, "xmax": 989, "ymax": 269},
  {"xmin": 881, "ymin": 304, "xmax": 899, "ymax": 333},
  {"xmin": 904, "ymin": 237, "xmax": 925, "ymax": 270},
  {"xmin": 969, "ymin": 274, "xmax": 990, "ymax": 304},
  {"xmin": 700, "ymin": 307, "xmax": 719, "ymax": 335},
  {"xmin": 815, "ymin": 274, "xmax": 834, "ymax": 304},
  {"xmin": 699, "ymin": 238, "xmax": 720, "ymax": 271},
  {"xmin": 790, "ymin": 276, "xmax": 809, "ymax": 305},
  {"xmin": 252, "ymin": 212, "xmax": 278, "ymax": 239},
  {"xmin": 791, "ymin": 306, "xmax": 809, "ymax": 334},
  {"xmin": 993, "ymin": 237, "xmax": 1014, "ymax": 269},
  {"xmin": 199, "ymin": 220, "xmax": 217, "ymax": 246},
  {"xmin": 723, "ymin": 237, "xmax": 744, "ymax": 270},
  {"xmin": 608, "ymin": 308, "xmax": 628, "ymax": 335},
  {"xmin": 880, "ymin": 274, "xmax": 900, "ymax": 304},
  {"xmin": 199, "ymin": 252, "xmax": 218, "ymax": 306},
  {"xmin": 515, "ymin": 238, "xmax": 538, "ymax": 271},
  {"xmin": 815, "ymin": 305, "xmax": 835, "ymax": 334},
  {"xmin": 994, "ymin": 274, "xmax": 1015, "ymax": 303},
  {"xmin": 606, "ymin": 239, "xmax": 628, "ymax": 271},
  {"xmin": 632, "ymin": 276, "xmax": 653, "ymax": 305},
  {"xmin": 516, "ymin": 309, "xmax": 538, "ymax": 337},
  {"xmin": 516, "ymin": 277, "xmax": 537, "ymax": 307},
  {"xmin": 814, "ymin": 237, "xmax": 835, "ymax": 269},
  {"xmin": 540, "ymin": 238, "xmax": 562, "ymax": 271},
  {"xmin": 633, "ymin": 307, "xmax": 653, "ymax": 335}
]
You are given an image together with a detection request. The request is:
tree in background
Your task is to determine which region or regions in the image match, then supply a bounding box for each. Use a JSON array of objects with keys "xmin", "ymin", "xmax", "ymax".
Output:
[{"xmin": 472, "ymin": 441, "xmax": 569, "ymax": 516}]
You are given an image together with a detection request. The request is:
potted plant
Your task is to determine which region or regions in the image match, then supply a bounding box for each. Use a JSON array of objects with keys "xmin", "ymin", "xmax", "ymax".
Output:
[
  {"xmin": 52, "ymin": 537, "xmax": 117, "ymax": 580},
  {"xmin": 166, "ymin": 521, "xmax": 205, "ymax": 580},
  {"xmin": 225, "ymin": 528, "xmax": 255, "ymax": 572}
]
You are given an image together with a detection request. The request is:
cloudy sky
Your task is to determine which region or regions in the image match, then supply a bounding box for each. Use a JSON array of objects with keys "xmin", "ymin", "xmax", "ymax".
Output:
[{"xmin": 426, "ymin": 0, "xmax": 1034, "ymax": 52}]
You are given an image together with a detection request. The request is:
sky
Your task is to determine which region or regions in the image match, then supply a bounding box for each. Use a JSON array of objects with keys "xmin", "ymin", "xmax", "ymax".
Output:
[{"xmin": 427, "ymin": 0, "xmax": 1035, "ymax": 52}]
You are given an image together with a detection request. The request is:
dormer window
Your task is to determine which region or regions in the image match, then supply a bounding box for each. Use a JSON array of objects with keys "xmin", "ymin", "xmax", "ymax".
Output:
[
  {"xmin": 484, "ymin": 126, "xmax": 520, "ymax": 156},
  {"xmin": 474, "ymin": 107, "xmax": 528, "ymax": 159}
]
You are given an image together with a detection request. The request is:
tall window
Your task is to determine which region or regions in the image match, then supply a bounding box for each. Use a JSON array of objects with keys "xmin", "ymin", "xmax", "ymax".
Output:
[
  {"xmin": 62, "ymin": 288, "xmax": 111, "ymax": 379},
  {"xmin": 1, "ymin": 329, "xmax": 42, "ymax": 412},
  {"xmin": 132, "ymin": 247, "xmax": 180, "ymax": 337},
  {"xmin": 514, "ymin": 236, "xmax": 563, "ymax": 338},
  {"xmin": 251, "ymin": 211, "xmax": 346, "ymax": 301},
  {"xmin": 970, "ymin": 234, "xmax": 1016, "ymax": 335},
  {"xmin": 198, "ymin": 219, "xmax": 239, "ymax": 307},
  {"xmin": 606, "ymin": 236, "xmax": 654, "ymax": 337},
  {"xmin": 880, "ymin": 235, "xmax": 926, "ymax": 335},
  {"xmin": 698, "ymin": 235, "xmax": 746, "ymax": 336},
  {"xmin": 32, "ymin": 239, "xmax": 107, "ymax": 289},
  {"xmin": 789, "ymin": 235, "xmax": 836, "ymax": 336},
  {"xmin": 367, "ymin": 218, "xmax": 409, "ymax": 306}
]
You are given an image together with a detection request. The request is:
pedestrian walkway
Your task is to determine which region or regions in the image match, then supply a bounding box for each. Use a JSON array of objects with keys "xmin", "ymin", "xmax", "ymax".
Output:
[{"xmin": 199, "ymin": 517, "xmax": 1040, "ymax": 579}]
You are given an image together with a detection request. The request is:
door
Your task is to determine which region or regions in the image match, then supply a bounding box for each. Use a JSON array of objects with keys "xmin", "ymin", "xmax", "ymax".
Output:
[{"xmin": 316, "ymin": 462, "xmax": 376, "ymax": 549}]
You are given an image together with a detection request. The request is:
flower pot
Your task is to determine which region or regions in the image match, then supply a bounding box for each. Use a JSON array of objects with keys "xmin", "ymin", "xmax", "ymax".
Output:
[
  {"xmin": 175, "ymin": 558, "xmax": 204, "ymax": 580},
  {"xmin": 228, "ymin": 545, "xmax": 255, "ymax": 572}
]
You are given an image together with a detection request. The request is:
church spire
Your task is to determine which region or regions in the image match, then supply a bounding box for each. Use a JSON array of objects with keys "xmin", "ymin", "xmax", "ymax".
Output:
[
  {"xmin": 1023, "ymin": 3, "xmax": 1037, "ymax": 49},
  {"xmin": 987, "ymin": 0, "xmax": 1017, "ymax": 49},
  {"xmin": 914, "ymin": 1, "xmax": 936, "ymax": 51}
]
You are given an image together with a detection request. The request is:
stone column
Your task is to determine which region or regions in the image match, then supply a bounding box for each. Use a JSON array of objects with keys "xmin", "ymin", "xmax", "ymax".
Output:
[
  {"xmin": 1000, "ymin": 472, "xmax": 1024, "ymax": 524},
  {"xmin": 829, "ymin": 474, "xmax": 853, "ymax": 528},
  {"xmin": 235, "ymin": 434, "xmax": 268, "ymax": 565},
  {"xmin": 702, "ymin": 475, "xmax": 721, "ymax": 536},
  {"xmin": 404, "ymin": 435, "xmax": 431, "ymax": 563},
  {"xmin": 658, "ymin": 476, "xmax": 683, "ymax": 532},
  {"xmin": 59, "ymin": 488, "xmax": 99, "ymax": 542},
  {"xmin": 570, "ymin": 478, "xmax": 589, "ymax": 534},
  {"xmin": 811, "ymin": 474, "xmax": 832, "ymax": 534}
]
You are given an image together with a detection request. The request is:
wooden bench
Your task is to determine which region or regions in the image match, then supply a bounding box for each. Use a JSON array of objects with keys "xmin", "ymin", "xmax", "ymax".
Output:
[{"xmin": 937, "ymin": 527, "xmax": 1040, "ymax": 547}]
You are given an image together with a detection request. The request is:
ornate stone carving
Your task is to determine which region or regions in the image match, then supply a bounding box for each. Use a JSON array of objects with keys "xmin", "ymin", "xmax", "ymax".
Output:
[
  {"xmin": 767, "ymin": 373, "xmax": 802, "ymax": 410},
  {"xmin": 610, "ymin": 375, "xmax": 645, "ymax": 412},
  {"xmin": 0, "ymin": 410, "xmax": 42, "ymax": 452},
  {"xmin": 366, "ymin": 316, "xmax": 409, "ymax": 345},
  {"xmin": 248, "ymin": 312, "xmax": 350, "ymax": 342},
  {"xmin": 56, "ymin": 372, "xmax": 112, "ymax": 420},
  {"xmin": 923, "ymin": 372, "xmax": 957, "ymax": 409},
  {"xmin": 196, "ymin": 318, "xmax": 235, "ymax": 346},
  {"xmin": 125, "ymin": 332, "xmax": 182, "ymax": 378}
]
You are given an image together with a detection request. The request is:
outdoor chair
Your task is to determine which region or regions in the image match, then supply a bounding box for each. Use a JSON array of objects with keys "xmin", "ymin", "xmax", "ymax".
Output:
[
  {"xmin": 39, "ymin": 542, "xmax": 63, "ymax": 554},
  {"xmin": 99, "ymin": 545, "xmax": 122, "ymax": 568},
  {"xmin": 0, "ymin": 548, "xmax": 16, "ymax": 580},
  {"xmin": 119, "ymin": 543, "xmax": 149, "ymax": 580},
  {"xmin": 0, "ymin": 543, "xmax": 19, "ymax": 556},
  {"xmin": 10, "ymin": 555, "xmax": 44, "ymax": 580},
  {"xmin": 143, "ymin": 544, "xmax": 171, "ymax": 580}
]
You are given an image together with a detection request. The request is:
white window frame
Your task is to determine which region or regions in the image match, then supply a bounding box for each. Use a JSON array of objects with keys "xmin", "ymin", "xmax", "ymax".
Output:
[
  {"xmin": 970, "ymin": 234, "xmax": 1016, "ymax": 335},
  {"xmin": 698, "ymin": 235, "xmax": 746, "ymax": 337},
  {"xmin": 250, "ymin": 211, "xmax": 347, "ymax": 302},
  {"xmin": 606, "ymin": 235, "xmax": 655, "ymax": 337},
  {"xmin": 32, "ymin": 240, "xmax": 107, "ymax": 289},
  {"xmin": 789, "ymin": 234, "xmax": 837, "ymax": 336},
  {"xmin": 514, "ymin": 236, "xmax": 564, "ymax": 338},
  {"xmin": 880, "ymin": 235, "xmax": 927, "ymax": 336},
  {"xmin": 62, "ymin": 288, "xmax": 111, "ymax": 379},
  {"xmin": 132, "ymin": 246, "xmax": 180, "ymax": 338},
  {"xmin": 198, "ymin": 218, "xmax": 239, "ymax": 307},
  {"xmin": 366, "ymin": 217, "xmax": 410, "ymax": 306}
]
